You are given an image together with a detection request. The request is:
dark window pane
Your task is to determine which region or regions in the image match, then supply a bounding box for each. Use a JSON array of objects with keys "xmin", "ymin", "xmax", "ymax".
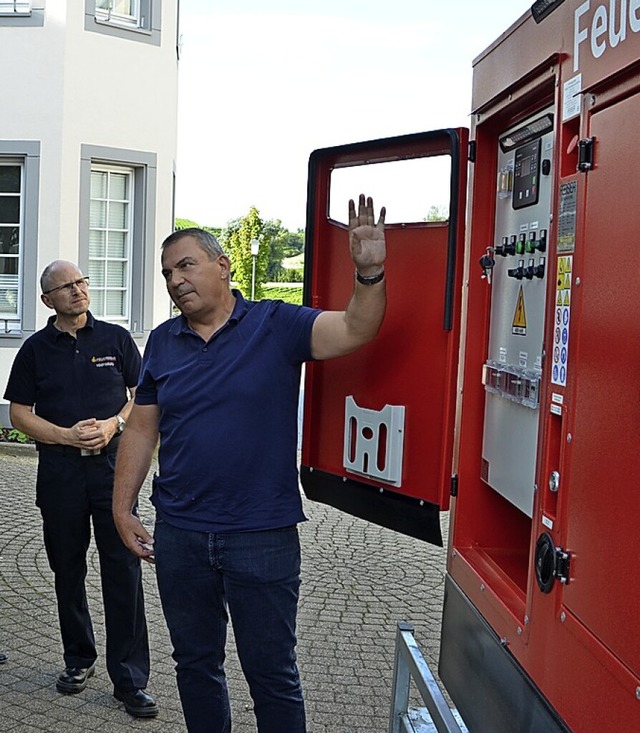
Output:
[
  {"xmin": 0, "ymin": 196, "xmax": 20, "ymax": 224},
  {"xmin": 0, "ymin": 255, "xmax": 19, "ymax": 275},
  {"xmin": 0, "ymin": 226, "xmax": 19, "ymax": 255},
  {"xmin": 0, "ymin": 167, "xmax": 21, "ymax": 194}
]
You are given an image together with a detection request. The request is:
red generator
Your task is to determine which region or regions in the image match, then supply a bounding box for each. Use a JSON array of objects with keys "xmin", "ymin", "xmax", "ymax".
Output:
[{"xmin": 300, "ymin": 1, "xmax": 640, "ymax": 731}]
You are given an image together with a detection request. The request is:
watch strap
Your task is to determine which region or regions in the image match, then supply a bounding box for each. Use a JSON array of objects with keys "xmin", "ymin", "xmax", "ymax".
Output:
[{"xmin": 355, "ymin": 269, "xmax": 385, "ymax": 286}]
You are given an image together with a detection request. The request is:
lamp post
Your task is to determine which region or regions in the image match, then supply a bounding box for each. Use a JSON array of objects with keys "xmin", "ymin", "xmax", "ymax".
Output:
[{"xmin": 250, "ymin": 238, "xmax": 260, "ymax": 301}]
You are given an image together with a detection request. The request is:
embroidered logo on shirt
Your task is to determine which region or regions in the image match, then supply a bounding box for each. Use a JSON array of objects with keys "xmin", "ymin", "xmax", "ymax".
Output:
[{"xmin": 91, "ymin": 356, "xmax": 117, "ymax": 368}]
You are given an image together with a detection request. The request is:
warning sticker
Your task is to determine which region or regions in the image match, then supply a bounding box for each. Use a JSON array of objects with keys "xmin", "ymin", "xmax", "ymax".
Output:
[
  {"xmin": 558, "ymin": 181, "xmax": 578, "ymax": 253},
  {"xmin": 552, "ymin": 255, "xmax": 573, "ymax": 386},
  {"xmin": 512, "ymin": 286, "xmax": 527, "ymax": 335}
]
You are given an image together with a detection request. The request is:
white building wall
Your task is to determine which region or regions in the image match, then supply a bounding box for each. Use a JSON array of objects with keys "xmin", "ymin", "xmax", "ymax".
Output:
[
  {"xmin": 2, "ymin": 6, "xmax": 65, "ymax": 270},
  {"xmin": 0, "ymin": 0, "xmax": 179, "ymax": 424}
]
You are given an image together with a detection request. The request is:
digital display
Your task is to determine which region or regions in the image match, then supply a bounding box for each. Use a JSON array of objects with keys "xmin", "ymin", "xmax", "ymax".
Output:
[{"xmin": 513, "ymin": 139, "xmax": 541, "ymax": 210}]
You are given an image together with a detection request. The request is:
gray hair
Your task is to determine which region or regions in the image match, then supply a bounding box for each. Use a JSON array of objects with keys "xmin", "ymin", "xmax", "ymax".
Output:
[{"xmin": 161, "ymin": 228, "xmax": 226, "ymax": 260}]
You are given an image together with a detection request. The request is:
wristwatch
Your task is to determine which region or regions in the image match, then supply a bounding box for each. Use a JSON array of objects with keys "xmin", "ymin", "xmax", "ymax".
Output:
[
  {"xmin": 356, "ymin": 268, "xmax": 385, "ymax": 286},
  {"xmin": 115, "ymin": 414, "xmax": 126, "ymax": 433}
]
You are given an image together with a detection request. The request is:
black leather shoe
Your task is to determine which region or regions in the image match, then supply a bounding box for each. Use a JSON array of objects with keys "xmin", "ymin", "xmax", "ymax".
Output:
[
  {"xmin": 0, "ymin": 652, "xmax": 8, "ymax": 664},
  {"xmin": 114, "ymin": 687, "xmax": 159, "ymax": 718},
  {"xmin": 56, "ymin": 663, "xmax": 96, "ymax": 693}
]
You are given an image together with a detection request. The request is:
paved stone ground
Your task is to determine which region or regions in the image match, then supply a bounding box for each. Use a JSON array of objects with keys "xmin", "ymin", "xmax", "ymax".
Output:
[{"xmin": 0, "ymin": 444, "xmax": 450, "ymax": 732}]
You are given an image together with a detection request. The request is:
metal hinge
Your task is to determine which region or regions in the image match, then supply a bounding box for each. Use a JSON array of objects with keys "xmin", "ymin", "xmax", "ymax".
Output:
[
  {"xmin": 577, "ymin": 137, "xmax": 595, "ymax": 172},
  {"xmin": 468, "ymin": 140, "xmax": 476, "ymax": 163},
  {"xmin": 450, "ymin": 474, "xmax": 458, "ymax": 497}
]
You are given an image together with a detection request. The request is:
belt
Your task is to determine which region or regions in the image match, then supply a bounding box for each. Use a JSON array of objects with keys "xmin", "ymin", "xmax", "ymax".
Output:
[{"xmin": 37, "ymin": 436, "xmax": 120, "ymax": 457}]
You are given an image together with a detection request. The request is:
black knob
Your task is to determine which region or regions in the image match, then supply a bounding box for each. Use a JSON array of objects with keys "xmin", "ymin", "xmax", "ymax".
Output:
[
  {"xmin": 495, "ymin": 237, "xmax": 508, "ymax": 257},
  {"xmin": 524, "ymin": 259, "xmax": 535, "ymax": 280},
  {"xmin": 537, "ymin": 230, "xmax": 547, "ymax": 252}
]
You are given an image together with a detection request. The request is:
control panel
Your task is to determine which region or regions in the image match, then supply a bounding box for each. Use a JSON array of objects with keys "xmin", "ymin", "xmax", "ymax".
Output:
[{"xmin": 481, "ymin": 110, "xmax": 554, "ymax": 517}]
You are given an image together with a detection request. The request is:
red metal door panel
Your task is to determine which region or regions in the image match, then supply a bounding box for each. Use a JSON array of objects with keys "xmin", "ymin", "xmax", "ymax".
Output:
[
  {"xmin": 563, "ymin": 91, "xmax": 640, "ymax": 679},
  {"xmin": 301, "ymin": 130, "xmax": 468, "ymax": 546}
]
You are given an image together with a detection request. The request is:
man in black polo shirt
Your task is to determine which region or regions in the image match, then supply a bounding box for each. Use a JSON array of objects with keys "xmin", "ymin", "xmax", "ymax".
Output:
[{"xmin": 3, "ymin": 260, "xmax": 157, "ymax": 719}]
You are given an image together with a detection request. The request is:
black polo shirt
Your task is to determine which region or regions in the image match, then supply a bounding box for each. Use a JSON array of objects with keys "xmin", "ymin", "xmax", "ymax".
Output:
[{"xmin": 3, "ymin": 312, "xmax": 141, "ymax": 427}]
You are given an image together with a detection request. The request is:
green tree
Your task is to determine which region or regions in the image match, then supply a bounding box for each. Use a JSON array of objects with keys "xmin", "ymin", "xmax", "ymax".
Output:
[
  {"xmin": 203, "ymin": 226, "xmax": 224, "ymax": 241},
  {"xmin": 261, "ymin": 221, "xmax": 304, "ymax": 281},
  {"xmin": 425, "ymin": 205, "xmax": 449, "ymax": 222},
  {"xmin": 174, "ymin": 217, "xmax": 200, "ymax": 230},
  {"xmin": 175, "ymin": 218, "xmax": 224, "ymax": 242},
  {"xmin": 221, "ymin": 215, "xmax": 305, "ymax": 294},
  {"xmin": 225, "ymin": 207, "xmax": 269, "ymax": 299}
]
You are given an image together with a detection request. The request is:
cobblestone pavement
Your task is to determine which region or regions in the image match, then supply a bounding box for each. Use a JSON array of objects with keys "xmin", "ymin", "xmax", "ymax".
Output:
[{"xmin": 0, "ymin": 444, "xmax": 449, "ymax": 732}]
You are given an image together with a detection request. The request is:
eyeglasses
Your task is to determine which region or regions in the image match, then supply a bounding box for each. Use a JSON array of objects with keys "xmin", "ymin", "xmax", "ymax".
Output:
[{"xmin": 43, "ymin": 276, "xmax": 90, "ymax": 295}]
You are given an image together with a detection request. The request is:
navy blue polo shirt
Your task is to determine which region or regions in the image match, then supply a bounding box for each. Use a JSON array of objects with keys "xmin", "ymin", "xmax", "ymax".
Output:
[
  {"xmin": 3, "ymin": 312, "xmax": 141, "ymax": 426},
  {"xmin": 136, "ymin": 290, "xmax": 321, "ymax": 533}
]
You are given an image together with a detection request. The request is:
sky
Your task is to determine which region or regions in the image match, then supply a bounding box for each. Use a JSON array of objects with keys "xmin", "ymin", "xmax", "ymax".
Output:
[{"xmin": 175, "ymin": 0, "xmax": 535, "ymax": 231}]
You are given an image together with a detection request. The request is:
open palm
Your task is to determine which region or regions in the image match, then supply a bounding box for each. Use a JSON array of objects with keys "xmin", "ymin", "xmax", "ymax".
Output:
[{"xmin": 348, "ymin": 194, "xmax": 386, "ymax": 274}]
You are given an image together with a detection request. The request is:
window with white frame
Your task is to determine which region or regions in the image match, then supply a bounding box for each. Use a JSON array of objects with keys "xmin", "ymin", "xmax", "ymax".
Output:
[
  {"xmin": 80, "ymin": 145, "xmax": 157, "ymax": 334},
  {"xmin": 86, "ymin": 0, "xmax": 160, "ymax": 44},
  {"xmin": 0, "ymin": 142, "xmax": 39, "ymax": 338},
  {"xmin": 0, "ymin": 1, "xmax": 31, "ymax": 16},
  {"xmin": 95, "ymin": 0, "xmax": 144, "ymax": 29},
  {"xmin": 0, "ymin": 1, "xmax": 43, "ymax": 26},
  {"xmin": 88, "ymin": 166, "xmax": 133, "ymax": 326},
  {"xmin": 0, "ymin": 162, "xmax": 23, "ymax": 332}
]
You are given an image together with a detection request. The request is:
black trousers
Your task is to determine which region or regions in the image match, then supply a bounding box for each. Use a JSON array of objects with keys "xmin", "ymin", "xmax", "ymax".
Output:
[{"xmin": 36, "ymin": 447, "xmax": 150, "ymax": 691}]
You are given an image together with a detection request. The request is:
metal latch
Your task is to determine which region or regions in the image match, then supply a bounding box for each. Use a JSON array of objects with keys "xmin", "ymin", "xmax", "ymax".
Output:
[
  {"xmin": 555, "ymin": 548, "xmax": 571, "ymax": 584},
  {"xmin": 577, "ymin": 137, "xmax": 595, "ymax": 172},
  {"xmin": 535, "ymin": 532, "xmax": 572, "ymax": 592}
]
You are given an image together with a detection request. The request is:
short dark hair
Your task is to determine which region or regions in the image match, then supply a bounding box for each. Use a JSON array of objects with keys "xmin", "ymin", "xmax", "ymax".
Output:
[{"xmin": 162, "ymin": 228, "xmax": 225, "ymax": 260}]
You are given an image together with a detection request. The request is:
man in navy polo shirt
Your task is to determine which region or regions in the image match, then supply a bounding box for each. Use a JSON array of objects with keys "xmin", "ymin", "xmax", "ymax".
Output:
[
  {"xmin": 3, "ymin": 260, "xmax": 157, "ymax": 719},
  {"xmin": 113, "ymin": 194, "xmax": 386, "ymax": 733}
]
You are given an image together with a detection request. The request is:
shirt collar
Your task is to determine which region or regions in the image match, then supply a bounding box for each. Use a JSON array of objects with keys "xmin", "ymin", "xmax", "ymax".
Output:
[
  {"xmin": 170, "ymin": 289, "xmax": 249, "ymax": 337},
  {"xmin": 229, "ymin": 289, "xmax": 249, "ymax": 322},
  {"xmin": 46, "ymin": 310, "xmax": 95, "ymax": 340}
]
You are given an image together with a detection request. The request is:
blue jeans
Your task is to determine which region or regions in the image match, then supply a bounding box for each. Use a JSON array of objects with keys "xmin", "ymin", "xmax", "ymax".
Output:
[{"xmin": 154, "ymin": 521, "xmax": 306, "ymax": 733}]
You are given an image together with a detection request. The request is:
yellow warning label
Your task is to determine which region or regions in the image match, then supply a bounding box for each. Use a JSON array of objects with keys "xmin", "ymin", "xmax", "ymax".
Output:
[
  {"xmin": 558, "ymin": 256, "xmax": 572, "ymax": 274},
  {"xmin": 564, "ymin": 291, "xmax": 570, "ymax": 306},
  {"xmin": 512, "ymin": 286, "xmax": 527, "ymax": 335}
]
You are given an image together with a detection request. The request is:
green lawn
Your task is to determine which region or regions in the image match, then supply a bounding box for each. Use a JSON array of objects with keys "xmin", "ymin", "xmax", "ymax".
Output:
[{"xmin": 262, "ymin": 284, "xmax": 303, "ymax": 305}]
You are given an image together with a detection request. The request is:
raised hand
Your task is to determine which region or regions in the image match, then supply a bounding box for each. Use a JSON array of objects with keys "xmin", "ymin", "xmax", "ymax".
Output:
[{"xmin": 348, "ymin": 194, "xmax": 386, "ymax": 276}]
